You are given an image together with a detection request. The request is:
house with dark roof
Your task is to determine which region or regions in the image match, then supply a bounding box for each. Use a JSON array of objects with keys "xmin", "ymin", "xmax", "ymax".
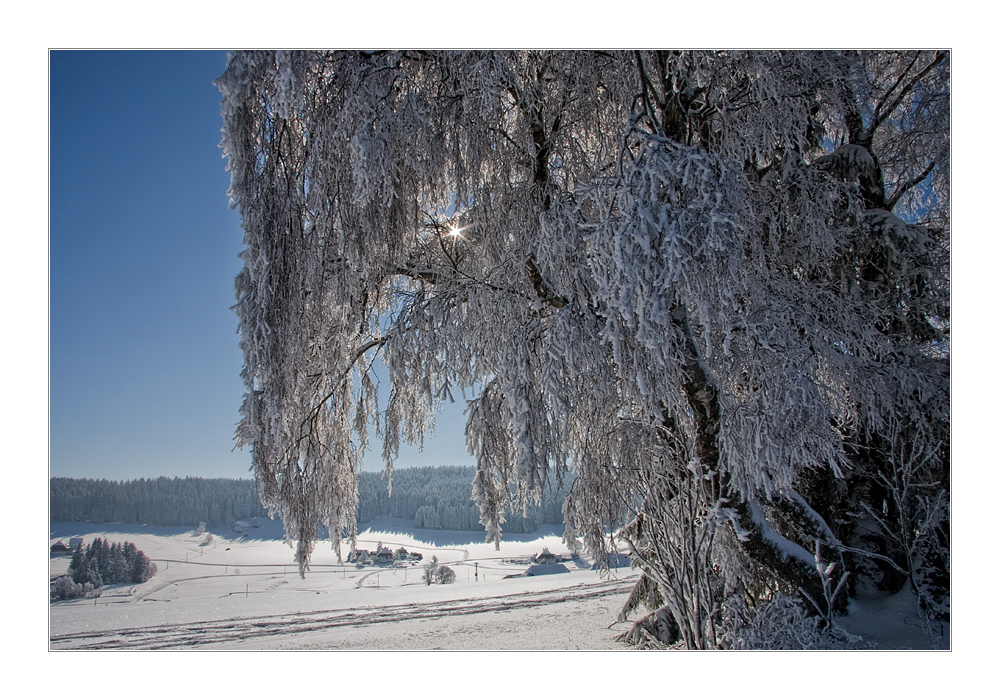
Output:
[{"xmin": 50, "ymin": 541, "xmax": 72, "ymax": 554}]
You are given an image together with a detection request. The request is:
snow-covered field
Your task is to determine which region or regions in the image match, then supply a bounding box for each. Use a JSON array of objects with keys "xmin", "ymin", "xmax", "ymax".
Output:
[
  {"xmin": 49, "ymin": 517, "xmax": 947, "ymax": 652},
  {"xmin": 49, "ymin": 517, "xmax": 638, "ymax": 650}
]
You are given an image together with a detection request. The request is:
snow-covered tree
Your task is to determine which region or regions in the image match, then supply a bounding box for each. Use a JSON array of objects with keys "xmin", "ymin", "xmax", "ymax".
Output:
[
  {"xmin": 217, "ymin": 50, "xmax": 949, "ymax": 646},
  {"xmin": 435, "ymin": 565, "xmax": 456, "ymax": 585},
  {"xmin": 422, "ymin": 555, "xmax": 439, "ymax": 586}
]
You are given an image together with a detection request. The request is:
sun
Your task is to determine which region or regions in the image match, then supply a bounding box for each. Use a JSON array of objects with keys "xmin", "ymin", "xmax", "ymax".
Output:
[{"xmin": 446, "ymin": 225, "xmax": 465, "ymax": 239}]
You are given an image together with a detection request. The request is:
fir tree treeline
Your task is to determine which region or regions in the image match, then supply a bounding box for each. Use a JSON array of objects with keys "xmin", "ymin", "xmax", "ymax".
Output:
[
  {"xmin": 51, "ymin": 468, "xmax": 568, "ymax": 533},
  {"xmin": 50, "ymin": 477, "xmax": 268, "ymax": 526},
  {"xmin": 356, "ymin": 465, "xmax": 569, "ymax": 533}
]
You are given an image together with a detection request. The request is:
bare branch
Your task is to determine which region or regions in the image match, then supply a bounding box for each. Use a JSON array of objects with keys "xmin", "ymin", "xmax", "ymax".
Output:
[{"xmin": 871, "ymin": 51, "xmax": 947, "ymax": 134}]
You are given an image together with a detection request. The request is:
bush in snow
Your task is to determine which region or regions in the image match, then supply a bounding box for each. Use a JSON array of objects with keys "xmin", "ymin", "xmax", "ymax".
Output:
[
  {"xmin": 721, "ymin": 595, "xmax": 868, "ymax": 651},
  {"xmin": 421, "ymin": 556, "xmax": 456, "ymax": 585},
  {"xmin": 51, "ymin": 576, "xmax": 98, "ymax": 600},
  {"xmin": 51, "ymin": 575, "xmax": 83, "ymax": 600}
]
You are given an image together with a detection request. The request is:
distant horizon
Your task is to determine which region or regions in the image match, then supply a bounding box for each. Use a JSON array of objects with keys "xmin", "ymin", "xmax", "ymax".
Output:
[{"xmin": 50, "ymin": 462, "xmax": 479, "ymax": 482}]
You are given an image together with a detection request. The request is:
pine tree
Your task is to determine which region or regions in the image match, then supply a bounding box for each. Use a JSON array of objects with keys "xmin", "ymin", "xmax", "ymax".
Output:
[
  {"xmin": 69, "ymin": 542, "xmax": 85, "ymax": 581},
  {"xmin": 78, "ymin": 558, "xmax": 102, "ymax": 589},
  {"xmin": 108, "ymin": 542, "xmax": 128, "ymax": 584}
]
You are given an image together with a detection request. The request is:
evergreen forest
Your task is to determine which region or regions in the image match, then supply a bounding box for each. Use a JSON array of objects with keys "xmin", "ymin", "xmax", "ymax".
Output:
[{"xmin": 50, "ymin": 467, "xmax": 567, "ymax": 533}]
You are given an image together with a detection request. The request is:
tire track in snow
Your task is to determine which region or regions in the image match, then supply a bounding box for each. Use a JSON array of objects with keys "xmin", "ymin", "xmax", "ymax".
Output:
[{"xmin": 49, "ymin": 577, "xmax": 633, "ymax": 650}]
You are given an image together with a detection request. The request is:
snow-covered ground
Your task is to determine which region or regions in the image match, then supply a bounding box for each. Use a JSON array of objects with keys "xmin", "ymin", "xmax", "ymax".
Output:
[
  {"xmin": 49, "ymin": 518, "xmax": 638, "ymax": 650},
  {"xmin": 49, "ymin": 517, "xmax": 947, "ymax": 651}
]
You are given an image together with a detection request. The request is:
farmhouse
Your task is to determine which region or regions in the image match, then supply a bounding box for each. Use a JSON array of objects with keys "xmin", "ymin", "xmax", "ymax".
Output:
[
  {"xmin": 50, "ymin": 541, "xmax": 73, "ymax": 554},
  {"xmin": 349, "ymin": 547, "xmax": 422, "ymax": 565},
  {"xmin": 348, "ymin": 549, "xmax": 372, "ymax": 564},
  {"xmin": 525, "ymin": 563, "xmax": 570, "ymax": 576},
  {"xmin": 504, "ymin": 562, "xmax": 571, "ymax": 578},
  {"xmin": 533, "ymin": 548, "xmax": 562, "ymax": 564}
]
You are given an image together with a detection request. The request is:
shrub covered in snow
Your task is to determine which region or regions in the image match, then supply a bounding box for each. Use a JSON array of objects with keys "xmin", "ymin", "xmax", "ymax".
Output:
[
  {"xmin": 420, "ymin": 555, "xmax": 456, "ymax": 585},
  {"xmin": 722, "ymin": 595, "xmax": 868, "ymax": 651},
  {"xmin": 435, "ymin": 565, "xmax": 456, "ymax": 585},
  {"xmin": 50, "ymin": 575, "xmax": 95, "ymax": 600}
]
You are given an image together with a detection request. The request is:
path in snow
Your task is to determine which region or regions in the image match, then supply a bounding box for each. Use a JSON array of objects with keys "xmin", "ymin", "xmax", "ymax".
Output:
[{"xmin": 50, "ymin": 577, "xmax": 634, "ymax": 650}]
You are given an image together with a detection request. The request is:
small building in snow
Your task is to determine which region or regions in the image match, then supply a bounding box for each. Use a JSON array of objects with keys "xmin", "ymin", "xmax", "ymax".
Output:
[
  {"xmin": 50, "ymin": 541, "xmax": 72, "ymax": 554},
  {"xmin": 533, "ymin": 547, "xmax": 562, "ymax": 564},
  {"xmin": 348, "ymin": 549, "xmax": 372, "ymax": 564},
  {"xmin": 525, "ymin": 563, "xmax": 570, "ymax": 576}
]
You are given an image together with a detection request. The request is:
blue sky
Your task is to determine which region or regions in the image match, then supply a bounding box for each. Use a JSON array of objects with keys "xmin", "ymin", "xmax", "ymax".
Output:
[{"xmin": 50, "ymin": 50, "xmax": 471, "ymax": 481}]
